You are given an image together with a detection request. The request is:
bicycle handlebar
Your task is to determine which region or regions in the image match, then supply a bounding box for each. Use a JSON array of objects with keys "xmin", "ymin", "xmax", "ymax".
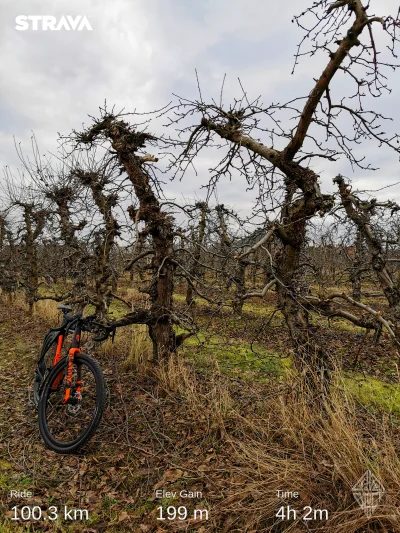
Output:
[{"xmin": 59, "ymin": 311, "xmax": 116, "ymax": 342}]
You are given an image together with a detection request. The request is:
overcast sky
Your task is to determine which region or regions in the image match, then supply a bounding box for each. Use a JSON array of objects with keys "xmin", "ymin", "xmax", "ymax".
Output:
[{"xmin": 1, "ymin": 0, "xmax": 400, "ymax": 217}]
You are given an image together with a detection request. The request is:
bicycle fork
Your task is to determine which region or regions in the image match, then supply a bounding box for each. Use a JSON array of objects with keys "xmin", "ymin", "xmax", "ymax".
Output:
[{"xmin": 62, "ymin": 328, "xmax": 82, "ymax": 405}]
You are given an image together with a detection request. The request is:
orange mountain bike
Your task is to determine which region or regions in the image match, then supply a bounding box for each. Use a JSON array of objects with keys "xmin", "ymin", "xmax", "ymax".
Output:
[{"xmin": 32, "ymin": 305, "xmax": 114, "ymax": 454}]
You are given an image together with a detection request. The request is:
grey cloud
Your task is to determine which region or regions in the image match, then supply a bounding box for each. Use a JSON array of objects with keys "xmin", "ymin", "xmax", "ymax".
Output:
[{"xmin": 0, "ymin": 0, "xmax": 399, "ymax": 213}]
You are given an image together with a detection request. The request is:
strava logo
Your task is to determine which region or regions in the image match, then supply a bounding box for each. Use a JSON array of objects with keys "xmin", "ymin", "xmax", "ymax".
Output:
[{"xmin": 15, "ymin": 16, "xmax": 93, "ymax": 31}]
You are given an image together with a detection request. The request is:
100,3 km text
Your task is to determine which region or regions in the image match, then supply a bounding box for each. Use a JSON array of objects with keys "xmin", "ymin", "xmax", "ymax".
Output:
[{"xmin": 11, "ymin": 506, "xmax": 89, "ymax": 521}]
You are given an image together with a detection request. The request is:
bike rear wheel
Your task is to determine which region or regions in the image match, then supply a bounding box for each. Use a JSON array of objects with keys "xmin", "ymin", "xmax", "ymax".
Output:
[{"xmin": 38, "ymin": 353, "xmax": 106, "ymax": 453}]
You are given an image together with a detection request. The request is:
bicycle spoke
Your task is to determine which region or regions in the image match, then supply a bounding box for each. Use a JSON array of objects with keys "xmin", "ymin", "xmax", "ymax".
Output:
[{"xmin": 44, "ymin": 359, "xmax": 99, "ymax": 444}]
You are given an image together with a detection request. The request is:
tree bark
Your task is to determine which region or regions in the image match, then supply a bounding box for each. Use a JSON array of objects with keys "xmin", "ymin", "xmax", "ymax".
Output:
[
  {"xmin": 19, "ymin": 205, "xmax": 46, "ymax": 313},
  {"xmin": 186, "ymin": 202, "xmax": 208, "ymax": 306},
  {"xmin": 350, "ymin": 230, "xmax": 364, "ymax": 302},
  {"xmin": 106, "ymin": 123, "xmax": 177, "ymax": 361}
]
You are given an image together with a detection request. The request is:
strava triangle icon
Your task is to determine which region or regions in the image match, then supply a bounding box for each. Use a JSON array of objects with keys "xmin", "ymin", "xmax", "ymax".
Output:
[{"xmin": 352, "ymin": 470, "xmax": 385, "ymax": 519}]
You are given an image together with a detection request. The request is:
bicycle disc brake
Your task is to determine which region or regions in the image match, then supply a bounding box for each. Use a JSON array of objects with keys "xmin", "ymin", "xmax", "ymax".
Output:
[{"xmin": 67, "ymin": 389, "xmax": 82, "ymax": 414}]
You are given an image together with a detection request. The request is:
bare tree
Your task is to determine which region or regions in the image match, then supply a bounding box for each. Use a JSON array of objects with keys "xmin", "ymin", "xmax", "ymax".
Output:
[
  {"xmin": 69, "ymin": 111, "xmax": 188, "ymax": 361},
  {"xmin": 185, "ymin": 201, "xmax": 209, "ymax": 307},
  {"xmin": 1, "ymin": 173, "xmax": 50, "ymax": 312},
  {"xmin": 334, "ymin": 174, "xmax": 400, "ymax": 338},
  {"xmin": 72, "ymin": 165, "xmax": 120, "ymax": 318},
  {"xmin": 170, "ymin": 0, "xmax": 400, "ymax": 397}
]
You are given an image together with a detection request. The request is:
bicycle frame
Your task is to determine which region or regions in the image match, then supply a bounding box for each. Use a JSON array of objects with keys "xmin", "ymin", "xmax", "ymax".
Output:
[
  {"xmin": 36, "ymin": 313, "xmax": 83, "ymax": 401},
  {"xmin": 35, "ymin": 309, "xmax": 115, "ymax": 407}
]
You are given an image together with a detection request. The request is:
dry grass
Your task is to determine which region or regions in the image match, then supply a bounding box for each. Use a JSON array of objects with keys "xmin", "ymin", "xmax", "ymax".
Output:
[
  {"xmin": 154, "ymin": 353, "xmax": 235, "ymax": 434},
  {"xmin": 100, "ymin": 323, "xmax": 153, "ymax": 375},
  {"xmin": 213, "ymin": 383, "xmax": 400, "ymax": 532},
  {"xmin": 0, "ymin": 291, "xmax": 28, "ymax": 312},
  {"xmin": 120, "ymin": 324, "xmax": 153, "ymax": 372},
  {"xmin": 145, "ymin": 356, "xmax": 400, "ymax": 531},
  {"xmin": 0, "ymin": 291, "xmax": 60, "ymax": 324},
  {"xmin": 145, "ymin": 353, "xmax": 400, "ymax": 531},
  {"xmin": 33, "ymin": 299, "xmax": 60, "ymax": 323},
  {"xmin": 155, "ymin": 353, "xmax": 202, "ymax": 409}
]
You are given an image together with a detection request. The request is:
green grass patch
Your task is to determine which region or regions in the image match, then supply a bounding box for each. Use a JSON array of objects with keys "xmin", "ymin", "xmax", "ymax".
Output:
[
  {"xmin": 0, "ymin": 521, "xmax": 32, "ymax": 533},
  {"xmin": 180, "ymin": 330, "xmax": 289, "ymax": 380},
  {"xmin": 342, "ymin": 373, "xmax": 400, "ymax": 415}
]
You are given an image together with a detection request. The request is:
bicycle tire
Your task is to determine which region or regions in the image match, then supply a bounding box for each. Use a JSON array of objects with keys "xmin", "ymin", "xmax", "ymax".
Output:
[
  {"xmin": 33, "ymin": 338, "xmax": 59, "ymax": 409},
  {"xmin": 38, "ymin": 353, "xmax": 106, "ymax": 454},
  {"xmin": 32, "ymin": 371, "xmax": 45, "ymax": 409}
]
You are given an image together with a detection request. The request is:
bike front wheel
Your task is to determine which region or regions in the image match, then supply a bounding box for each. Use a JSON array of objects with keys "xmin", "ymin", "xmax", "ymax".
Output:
[{"xmin": 38, "ymin": 353, "xmax": 106, "ymax": 453}]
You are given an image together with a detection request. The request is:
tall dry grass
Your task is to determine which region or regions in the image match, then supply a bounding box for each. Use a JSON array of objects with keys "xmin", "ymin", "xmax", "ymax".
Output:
[
  {"xmin": 213, "ymin": 384, "xmax": 400, "ymax": 532},
  {"xmin": 154, "ymin": 353, "xmax": 235, "ymax": 436},
  {"xmin": 100, "ymin": 323, "xmax": 153, "ymax": 375},
  {"xmin": 151, "ymin": 358, "xmax": 400, "ymax": 532},
  {"xmin": 1, "ymin": 291, "xmax": 61, "ymax": 324},
  {"xmin": 33, "ymin": 299, "xmax": 60, "ymax": 323}
]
